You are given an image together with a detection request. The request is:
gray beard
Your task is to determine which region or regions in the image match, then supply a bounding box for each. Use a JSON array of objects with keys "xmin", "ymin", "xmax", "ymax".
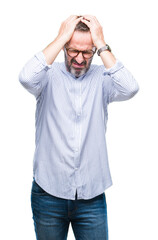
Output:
[
  {"xmin": 70, "ymin": 67, "xmax": 87, "ymax": 78},
  {"xmin": 64, "ymin": 51, "xmax": 93, "ymax": 78}
]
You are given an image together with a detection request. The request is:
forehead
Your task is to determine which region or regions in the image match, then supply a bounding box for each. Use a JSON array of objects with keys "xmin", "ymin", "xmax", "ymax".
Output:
[{"xmin": 67, "ymin": 31, "xmax": 93, "ymax": 50}]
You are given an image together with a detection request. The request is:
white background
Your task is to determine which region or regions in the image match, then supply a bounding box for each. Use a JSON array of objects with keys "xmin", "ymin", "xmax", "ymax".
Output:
[{"xmin": 0, "ymin": 0, "xmax": 158, "ymax": 239}]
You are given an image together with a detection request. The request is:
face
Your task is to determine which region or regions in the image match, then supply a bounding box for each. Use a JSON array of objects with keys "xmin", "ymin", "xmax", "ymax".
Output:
[{"xmin": 64, "ymin": 31, "xmax": 95, "ymax": 78}]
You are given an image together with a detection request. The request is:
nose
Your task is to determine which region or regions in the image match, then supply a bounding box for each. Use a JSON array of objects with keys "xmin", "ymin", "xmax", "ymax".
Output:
[{"xmin": 75, "ymin": 52, "xmax": 85, "ymax": 64}]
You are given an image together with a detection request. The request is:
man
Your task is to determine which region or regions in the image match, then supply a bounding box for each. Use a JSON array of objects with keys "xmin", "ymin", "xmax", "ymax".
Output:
[{"xmin": 19, "ymin": 15, "xmax": 139, "ymax": 240}]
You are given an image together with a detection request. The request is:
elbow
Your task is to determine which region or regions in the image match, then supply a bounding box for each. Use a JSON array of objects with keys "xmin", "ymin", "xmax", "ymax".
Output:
[
  {"xmin": 19, "ymin": 70, "xmax": 27, "ymax": 85},
  {"xmin": 18, "ymin": 70, "xmax": 32, "ymax": 89},
  {"xmin": 128, "ymin": 83, "xmax": 140, "ymax": 98},
  {"xmin": 132, "ymin": 82, "xmax": 139, "ymax": 95}
]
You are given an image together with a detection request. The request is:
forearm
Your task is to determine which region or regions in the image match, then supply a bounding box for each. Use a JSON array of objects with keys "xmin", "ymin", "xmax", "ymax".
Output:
[
  {"xmin": 80, "ymin": 16, "xmax": 117, "ymax": 69},
  {"xmin": 96, "ymin": 41, "xmax": 117, "ymax": 69},
  {"xmin": 42, "ymin": 16, "xmax": 83, "ymax": 65},
  {"xmin": 97, "ymin": 41, "xmax": 139, "ymax": 100},
  {"xmin": 99, "ymin": 48, "xmax": 116, "ymax": 69},
  {"xmin": 42, "ymin": 36, "xmax": 66, "ymax": 65},
  {"xmin": 102, "ymin": 60, "xmax": 139, "ymax": 102}
]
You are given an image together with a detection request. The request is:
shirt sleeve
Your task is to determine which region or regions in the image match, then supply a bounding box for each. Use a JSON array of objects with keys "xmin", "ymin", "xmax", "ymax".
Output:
[
  {"xmin": 102, "ymin": 59, "xmax": 139, "ymax": 103},
  {"xmin": 18, "ymin": 51, "xmax": 52, "ymax": 99}
]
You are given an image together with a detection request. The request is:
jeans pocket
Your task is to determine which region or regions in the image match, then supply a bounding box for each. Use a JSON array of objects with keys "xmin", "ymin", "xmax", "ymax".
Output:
[{"xmin": 31, "ymin": 180, "xmax": 48, "ymax": 196}]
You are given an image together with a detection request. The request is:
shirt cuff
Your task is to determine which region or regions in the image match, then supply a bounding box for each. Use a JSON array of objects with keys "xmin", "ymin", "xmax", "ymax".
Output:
[
  {"xmin": 103, "ymin": 59, "xmax": 124, "ymax": 75},
  {"xmin": 35, "ymin": 51, "xmax": 52, "ymax": 70}
]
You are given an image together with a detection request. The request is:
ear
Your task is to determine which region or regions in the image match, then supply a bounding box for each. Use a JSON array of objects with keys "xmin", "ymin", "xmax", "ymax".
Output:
[
  {"xmin": 63, "ymin": 43, "xmax": 67, "ymax": 51},
  {"xmin": 62, "ymin": 45, "xmax": 66, "ymax": 52}
]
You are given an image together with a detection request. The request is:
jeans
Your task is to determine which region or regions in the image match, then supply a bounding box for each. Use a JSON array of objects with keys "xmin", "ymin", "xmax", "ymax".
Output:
[{"xmin": 31, "ymin": 179, "xmax": 108, "ymax": 240}]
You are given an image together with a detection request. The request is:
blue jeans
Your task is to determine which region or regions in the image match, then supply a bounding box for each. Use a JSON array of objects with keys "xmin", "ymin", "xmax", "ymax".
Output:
[{"xmin": 31, "ymin": 179, "xmax": 108, "ymax": 240}]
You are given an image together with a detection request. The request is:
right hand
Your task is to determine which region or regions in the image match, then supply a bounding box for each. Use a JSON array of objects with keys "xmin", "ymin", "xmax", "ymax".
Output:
[{"xmin": 56, "ymin": 15, "xmax": 83, "ymax": 44}]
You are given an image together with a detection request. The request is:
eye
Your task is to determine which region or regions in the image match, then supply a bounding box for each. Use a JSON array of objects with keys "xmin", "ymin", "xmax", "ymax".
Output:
[
  {"xmin": 83, "ymin": 51, "xmax": 92, "ymax": 54},
  {"xmin": 83, "ymin": 51, "xmax": 93, "ymax": 58},
  {"xmin": 67, "ymin": 49, "xmax": 79, "ymax": 57},
  {"xmin": 68, "ymin": 49, "xmax": 78, "ymax": 53}
]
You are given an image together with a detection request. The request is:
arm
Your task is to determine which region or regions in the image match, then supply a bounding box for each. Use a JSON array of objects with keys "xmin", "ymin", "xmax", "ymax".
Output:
[
  {"xmin": 81, "ymin": 15, "xmax": 116, "ymax": 69},
  {"xmin": 81, "ymin": 15, "xmax": 139, "ymax": 102},
  {"xmin": 19, "ymin": 15, "xmax": 83, "ymax": 98},
  {"xmin": 19, "ymin": 52, "xmax": 51, "ymax": 98},
  {"xmin": 42, "ymin": 15, "xmax": 83, "ymax": 65},
  {"xmin": 103, "ymin": 60, "xmax": 139, "ymax": 103}
]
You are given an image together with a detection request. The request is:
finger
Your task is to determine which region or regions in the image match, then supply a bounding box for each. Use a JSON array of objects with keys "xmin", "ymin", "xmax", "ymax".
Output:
[
  {"xmin": 83, "ymin": 15, "xmax": 99, "ymax": 26},
  {"xmin": 66, "ymin": 15, "xmax": 82, "ymax": 25},
  {"xmin": 72, "ymin": 16, "xmax": 83, "ymax": 26},
  {"xmin": 75, "ymin": 16, "xmax": 83, "ymax": 22},
  {"xmin": 83, "ymin": 16, "xmax": 96, "ymax": 26},
  {"xmin": 65, "ymin": 15, "xmax": 78, "ymax": 23},
  {"xmin": 93, "ymin": 16, "xmax": 101, "ymax": 26},
  {"xmin": 83, "ymin": 15, "xmax": 95, "ymax": 21},
  {"xmin": 80, "ymin": 18, "xmax": 91, "ymax": 28}
]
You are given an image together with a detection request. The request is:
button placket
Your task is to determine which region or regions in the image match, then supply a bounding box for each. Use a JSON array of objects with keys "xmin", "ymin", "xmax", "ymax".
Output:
[{"xmin": 73, "ymin": 80, "xmax": 82, "ymax": 169}]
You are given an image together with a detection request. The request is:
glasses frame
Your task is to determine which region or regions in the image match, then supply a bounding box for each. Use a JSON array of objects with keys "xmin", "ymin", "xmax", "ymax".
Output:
[{"xmin": 64, "ymin": 46, "xmax": 97, "ymax": 59}]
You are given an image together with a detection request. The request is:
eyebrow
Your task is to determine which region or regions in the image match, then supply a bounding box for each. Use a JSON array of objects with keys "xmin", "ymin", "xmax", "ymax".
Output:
[
  {"xmin": 69, "ymin": 48, "xmax": 93, "ymax": 51},
  {"xmin": 67, "ymin": 46, "xmax": 96, "ymax": 52}
]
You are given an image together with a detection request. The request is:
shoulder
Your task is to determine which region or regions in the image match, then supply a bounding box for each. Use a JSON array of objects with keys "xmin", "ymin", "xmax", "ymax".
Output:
[
  {"xmin": 49, "ymin": 61, "xmax": 61, "ymax": 71},
  {"xmin": 89, "ymin": 64, "xmax": 111, "ymax": 78},
  {"xmin": 89, "ymin": 64, "xmax": 111, "ymax": 84}
]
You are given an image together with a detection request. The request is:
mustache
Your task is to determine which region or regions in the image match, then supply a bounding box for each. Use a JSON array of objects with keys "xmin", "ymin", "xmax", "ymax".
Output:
[{"xmin": 71, "ymin": 59, "xmax": 86, "ymax": 66}]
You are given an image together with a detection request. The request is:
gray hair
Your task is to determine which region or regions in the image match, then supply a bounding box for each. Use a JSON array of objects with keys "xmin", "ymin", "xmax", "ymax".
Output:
[{"xmin": 75, "ymin": 16, "xmax": 90, "ymax": 32}]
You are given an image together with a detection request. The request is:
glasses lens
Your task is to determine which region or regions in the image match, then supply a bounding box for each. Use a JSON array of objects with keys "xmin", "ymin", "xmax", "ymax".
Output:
[
  {"xmin": 83, "ymin": 51, "xmax": 94, "ymax": 59},
  {"xmin": 66, "ymin": 48, "xmax": 94, "ymax": 59},
  {"xmin": 67, "ymin": 49, "xmax": 79, "ymax": 57}
]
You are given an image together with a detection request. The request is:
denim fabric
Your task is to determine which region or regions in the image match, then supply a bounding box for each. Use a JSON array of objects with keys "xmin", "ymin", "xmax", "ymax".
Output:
[{"xmin": 31, "ymin": 179, "xmax": 108, "ymax": 240}]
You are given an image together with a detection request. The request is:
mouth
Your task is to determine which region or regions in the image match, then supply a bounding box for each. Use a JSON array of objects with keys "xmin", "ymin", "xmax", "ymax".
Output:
[
  {"xmin": 71, "ymin": 59, "xmax": 86, "ymax": 68},
  {"xmin": 72, "ymin": 62, "xmax": 85, "ymax": 69}
]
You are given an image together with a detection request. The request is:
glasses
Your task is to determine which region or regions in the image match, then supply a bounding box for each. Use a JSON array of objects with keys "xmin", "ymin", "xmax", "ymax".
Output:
[{"xmin": 64, "ymin": 46, "xmax": 96, "ymax": 59}]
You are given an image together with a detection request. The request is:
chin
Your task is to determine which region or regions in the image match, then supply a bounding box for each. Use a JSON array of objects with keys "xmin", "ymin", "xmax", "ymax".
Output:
[{"xmin": 70, "ymin": 67, "xmax": 86, "ymax": 78}]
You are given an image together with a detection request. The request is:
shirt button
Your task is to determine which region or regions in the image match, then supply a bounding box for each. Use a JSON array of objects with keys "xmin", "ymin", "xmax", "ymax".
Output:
[
  {"xmin": 75, "ymin": 167, "xmax": 78, "ymax": 170},
  {"xmin": 74, "ymin": 148, "xmax": 78, "ymax": 152}
]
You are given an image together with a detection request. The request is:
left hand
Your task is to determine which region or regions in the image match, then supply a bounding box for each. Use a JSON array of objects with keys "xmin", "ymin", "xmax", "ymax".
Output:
[{"xmin": 81, "ymin": 15, "xmax": 106, "ymax": 49}]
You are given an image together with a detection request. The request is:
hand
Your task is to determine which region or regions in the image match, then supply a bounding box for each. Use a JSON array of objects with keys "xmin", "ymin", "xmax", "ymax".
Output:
[
  {"xmin": 57, "ymin": 15, "xmax": 83, "ymax": 44},
  {"xmin": 81, "ymin": 15, "xmax": 106, "ymax": 49}
]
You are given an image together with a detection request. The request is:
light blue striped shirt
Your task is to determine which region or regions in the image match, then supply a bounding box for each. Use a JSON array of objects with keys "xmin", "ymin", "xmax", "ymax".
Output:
[{"xmin": 19, "ymin": 51, "xmax": 139, "ymax": 200}]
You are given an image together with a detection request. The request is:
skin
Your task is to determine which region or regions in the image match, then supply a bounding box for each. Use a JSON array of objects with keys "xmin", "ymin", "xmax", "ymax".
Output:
[{"xmin": 42, "ymin": 15, "xmax": 116, "ymax": 72}]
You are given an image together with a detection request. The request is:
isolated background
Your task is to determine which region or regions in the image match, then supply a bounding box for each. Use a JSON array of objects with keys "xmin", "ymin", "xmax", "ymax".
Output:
[{"xmin": 0, "ymin": 0, "xmax": 158, "ymax": 239}]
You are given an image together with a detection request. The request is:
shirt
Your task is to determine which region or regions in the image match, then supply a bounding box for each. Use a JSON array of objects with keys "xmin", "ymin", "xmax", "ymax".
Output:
[{"xmin": 19, "ymin": 51, "xmax": 139, "ymax": 200}]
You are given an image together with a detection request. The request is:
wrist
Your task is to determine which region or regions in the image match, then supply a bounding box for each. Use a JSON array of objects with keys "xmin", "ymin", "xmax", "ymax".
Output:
[
  {"xmin": 55, "ymin": 35, "xmax": 69, "ymax": 46},
  {"xmin": 97, "ymin": 44, "xmax": 112, "ymax": 56},
  {"xmin": 95, "ymin": 40, "xmax": 106, "ymax": 50}
]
